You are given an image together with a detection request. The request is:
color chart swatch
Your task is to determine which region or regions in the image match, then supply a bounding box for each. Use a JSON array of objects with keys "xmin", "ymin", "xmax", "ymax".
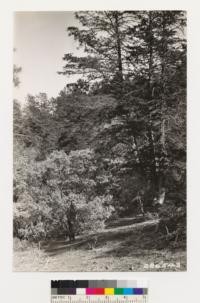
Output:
[{"xmin": 51, "ymin": 280, "xmax": 148, "ymax": 303}]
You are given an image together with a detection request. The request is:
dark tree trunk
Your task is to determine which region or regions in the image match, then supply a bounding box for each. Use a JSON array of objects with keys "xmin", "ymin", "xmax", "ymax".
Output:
[
  {"xmin": 67, "ymin": 202, "xmax": 77, "ymax": 242},
  {"xmin": 67, "ymin": 220, "xmax": 75, "ymax": 242},
  {"xmin": 113, "ymin": 12, "xmax": 123, "ymax": 85}
]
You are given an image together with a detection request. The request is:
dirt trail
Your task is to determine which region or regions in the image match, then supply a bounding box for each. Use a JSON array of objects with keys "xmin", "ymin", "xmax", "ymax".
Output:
[
  {"xmin": 13, "ymin": 218, "xmax": 186, "ymax": 272},
  {"xmin": 42, "ymin": 218, "xmax": 159, "ymax": 254}
]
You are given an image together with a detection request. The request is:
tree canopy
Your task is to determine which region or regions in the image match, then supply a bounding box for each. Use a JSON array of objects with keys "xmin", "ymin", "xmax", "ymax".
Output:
[{"xmin": 13, "ymin": 11, "xmax": 186, "ymax": 244}]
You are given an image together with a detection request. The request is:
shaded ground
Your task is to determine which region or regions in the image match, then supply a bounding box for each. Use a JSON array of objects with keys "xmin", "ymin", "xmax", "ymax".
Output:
[{"xmin": 13, "ymin": 218, "xmax": 186, "ymax": 272}]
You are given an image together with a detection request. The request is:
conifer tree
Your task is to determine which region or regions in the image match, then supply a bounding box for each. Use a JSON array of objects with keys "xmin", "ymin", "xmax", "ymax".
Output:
[{"xmin": 59, "ymin": 11, "xmax": 137, "ymax": 96}]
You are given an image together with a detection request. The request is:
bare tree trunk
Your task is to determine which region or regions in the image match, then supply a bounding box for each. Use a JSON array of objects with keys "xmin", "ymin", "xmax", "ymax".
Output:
[
  {"xmin": 114, "ymin": 12, "xmax": 123, "ymax": 79},
  {"xmin": 156, "ymin": 12, "xmax": 168, "ymax": 202},
  {"xmin": 131, "ymin": 136, "xmax": 140, "ymax": 164},
  {"xmin": 138, "ymin": 195, "xmax": 145, "ymax": 216},
  {"xmin": 146, "ymin": 12, "xmax": 159, "ymax": 192},
  {"xmin": 148, "ymin": 11, "xmax": 153, "ymax": 89}
]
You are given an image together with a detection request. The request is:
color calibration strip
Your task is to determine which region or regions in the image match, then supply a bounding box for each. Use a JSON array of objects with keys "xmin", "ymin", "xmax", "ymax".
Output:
[
  {"xmin": 52, "ymin": 287, "xmax": 148, "ymax": 295},
  {"xmin": 51, "ymin": 280, "xmax": 148, "ymax": 303},
  {"xmin": 51, "ymin": 280, "xmax": 148, "ymax": 289}
]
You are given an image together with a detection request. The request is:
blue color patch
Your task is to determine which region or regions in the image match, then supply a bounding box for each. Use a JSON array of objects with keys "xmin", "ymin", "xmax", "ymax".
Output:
[{"xmin": 123, "ymin": 288, "xmax": 133, "ymax": 295}]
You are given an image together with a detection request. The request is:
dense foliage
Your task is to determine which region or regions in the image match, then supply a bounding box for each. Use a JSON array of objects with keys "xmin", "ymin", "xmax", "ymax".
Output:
[{"xmin": 14, "ymin": 11, "xmax": 186, "ymax": 244}]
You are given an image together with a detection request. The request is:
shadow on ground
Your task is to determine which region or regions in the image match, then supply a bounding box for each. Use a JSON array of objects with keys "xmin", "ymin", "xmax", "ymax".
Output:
[{"xmin": 41, "ymin": 219, "xmax": 175, "ymax": 257}]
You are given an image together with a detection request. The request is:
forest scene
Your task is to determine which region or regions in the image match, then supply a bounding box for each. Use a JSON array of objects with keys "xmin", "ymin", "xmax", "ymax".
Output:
[{"xmin": 13, "ymin": 11, "xmax": 186, "ymax": 271}]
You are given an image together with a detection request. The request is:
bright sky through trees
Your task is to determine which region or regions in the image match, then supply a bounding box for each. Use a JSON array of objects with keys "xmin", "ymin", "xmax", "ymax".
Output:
[{"xmin": 13, "ymin": 12, "xmax": 81, "ymax": 104}]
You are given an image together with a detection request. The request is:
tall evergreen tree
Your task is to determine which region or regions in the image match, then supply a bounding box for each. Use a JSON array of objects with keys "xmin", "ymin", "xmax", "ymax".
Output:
[
  {"xmin": 59, "ymin": 11, "xmax": 138, "ymax": 96},
  {"xmin": 124, "ymin": 11, "xmax": 186, "ymax": 203}
]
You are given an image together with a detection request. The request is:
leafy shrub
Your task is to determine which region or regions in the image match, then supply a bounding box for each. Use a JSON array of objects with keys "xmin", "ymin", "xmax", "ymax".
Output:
[{"xmin": 13, "ymin": 149, "xmax": 113, "ymax": 241}]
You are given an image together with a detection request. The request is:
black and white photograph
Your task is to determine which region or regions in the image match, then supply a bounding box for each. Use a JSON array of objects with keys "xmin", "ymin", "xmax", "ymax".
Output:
[{"xmin": 13, "ymin": 10, "xmax": 186, "ymax": 272}]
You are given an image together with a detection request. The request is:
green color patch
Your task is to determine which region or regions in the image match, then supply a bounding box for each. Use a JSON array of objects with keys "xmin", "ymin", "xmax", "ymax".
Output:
[{"xmin": 114, "ymin": 288, "xmax": 124, "ymax": 295}]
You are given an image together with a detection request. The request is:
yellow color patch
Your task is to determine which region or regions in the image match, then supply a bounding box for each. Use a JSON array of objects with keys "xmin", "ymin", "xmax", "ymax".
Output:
[{"xmin": 105, "ymin": 288, "xmax": 114, "ymax": 295}]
